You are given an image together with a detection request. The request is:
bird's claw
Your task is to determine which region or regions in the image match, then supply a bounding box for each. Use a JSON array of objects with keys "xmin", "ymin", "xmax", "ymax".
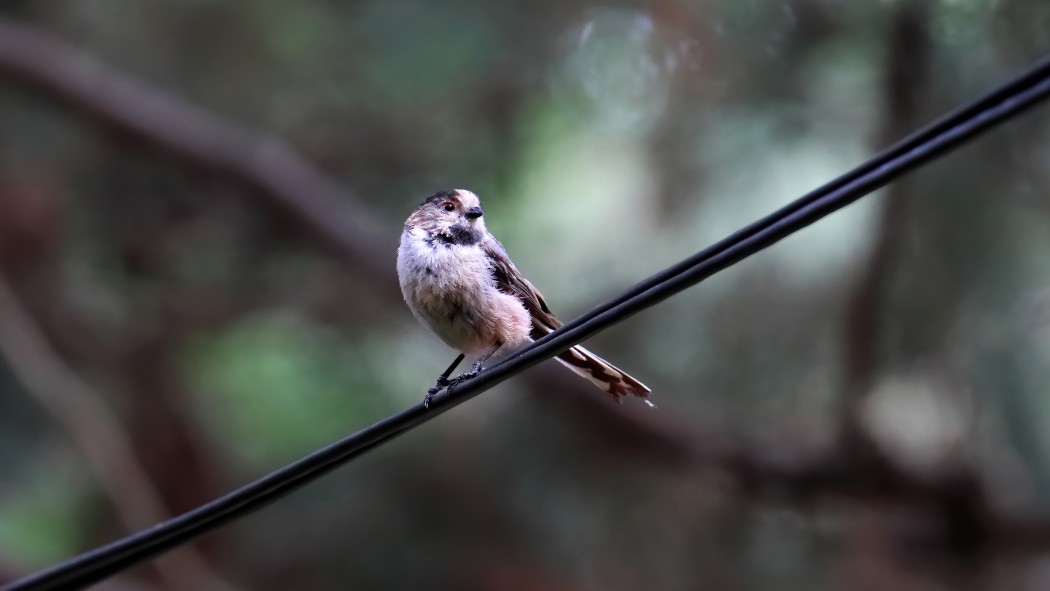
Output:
[
  {"xmin": 422, "ymin": 362, "xmax": 487, "ymax": 408},
  {"xmin": 445, "ymin": 366, "xmax": 482, "ymax": 393},
  {"xmin": 422, "ymin": 376, "xmax": 452, "ymax": 408},
  {"xmin": 423, "ymin": 387, "xmax": 439, "ymax": 408}
]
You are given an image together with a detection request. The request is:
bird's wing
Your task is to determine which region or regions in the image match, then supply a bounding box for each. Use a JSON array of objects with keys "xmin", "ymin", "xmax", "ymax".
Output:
[
  {"xmin": 482, "ymin": 238, "xmax": 650, "ymax": 401},
  {"xmin": 482, "ymin": 238, "xmax": 561, "ymax": 337},
  {"xmin": 483, "ymin": 238, "xmax": 650, "ymax": 400}
]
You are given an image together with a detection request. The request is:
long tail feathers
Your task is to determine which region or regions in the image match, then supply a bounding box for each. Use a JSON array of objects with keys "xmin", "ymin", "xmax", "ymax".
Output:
[{"xmin": 554, "ymin": 345, "xmax": 651, "ymax": 403}]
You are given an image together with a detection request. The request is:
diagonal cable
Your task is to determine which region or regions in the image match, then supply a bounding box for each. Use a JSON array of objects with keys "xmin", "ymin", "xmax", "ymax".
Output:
[{"xmin": 5, "ymin": 53, "xmax": 1050, "ymax": 591}]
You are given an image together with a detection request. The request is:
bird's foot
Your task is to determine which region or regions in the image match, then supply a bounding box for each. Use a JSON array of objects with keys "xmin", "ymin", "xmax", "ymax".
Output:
[
  {"xmin": 424, "ymin": 359, "xmax": 489, "ymax": 406},
  {"xmin": 445, "ymin": 361, "xmax": 485, "ymax": 393},
  {"xmin": 422, "ymin": 375, "xmax": 451, "ymax": 408}
]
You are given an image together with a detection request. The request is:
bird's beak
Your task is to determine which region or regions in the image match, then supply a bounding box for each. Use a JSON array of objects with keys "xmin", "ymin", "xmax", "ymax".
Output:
[{"xmin": 465, "ymin": 206, "xmax": 484, "ymax": 219}]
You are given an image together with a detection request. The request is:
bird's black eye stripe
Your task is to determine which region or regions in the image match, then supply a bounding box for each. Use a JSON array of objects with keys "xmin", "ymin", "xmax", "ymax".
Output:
[{"xmin": 421, "ymin": 190, "xmax": 458, "ymax": 207}]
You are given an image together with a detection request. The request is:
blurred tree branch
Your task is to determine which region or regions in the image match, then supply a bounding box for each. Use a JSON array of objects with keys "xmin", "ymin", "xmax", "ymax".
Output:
[
  {"xmin": 0, "ymin": 274, "xmax": 238, "ymax": 591},
  {"xmin": 839, "ymin": 0, "xmax": 929, "ymax": 462},
  {"xmin": 531, "ymin": 354, "xmax": 1050, "ymax": 560},
  {"xmin": 0, "ymin": 16, "xmax": 395, "ymax": 300}
]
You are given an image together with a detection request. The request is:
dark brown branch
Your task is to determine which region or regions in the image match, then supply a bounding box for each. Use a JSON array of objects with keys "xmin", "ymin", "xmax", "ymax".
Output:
[
  {"xmin": 0, "ymin": 274, "xmax": 238, "ymax": 591},
  {"xmin": 532, "ymin": 365, "xmax": 1050, "ymax": 558},
  {"xmin": 839, "ymin": 2, "xmax": 930, "ymax": 452},
  {"xmin": 0, "ymin": 16, "xmax": 397, "ymax": 301}
]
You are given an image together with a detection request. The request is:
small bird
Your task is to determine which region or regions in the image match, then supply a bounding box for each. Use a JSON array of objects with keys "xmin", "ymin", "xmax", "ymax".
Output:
[{"xmin": 397, "ymin": 189, "xmax": 651, "ymax": 407}]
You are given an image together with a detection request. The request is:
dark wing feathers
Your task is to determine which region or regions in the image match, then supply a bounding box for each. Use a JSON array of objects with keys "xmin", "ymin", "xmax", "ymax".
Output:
[
  {"xmin": 483, "ymin": 239, "xmax": 561, "ymax": 338},
  {"xmin": 482, "ymin": 238, "xmax": 651, "ymax": 401}
]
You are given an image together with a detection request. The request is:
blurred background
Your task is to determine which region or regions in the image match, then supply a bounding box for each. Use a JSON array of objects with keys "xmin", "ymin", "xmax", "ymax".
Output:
[{"xmin": 2, "ymin": 1, "xmax": 1050, "ymax": 590}]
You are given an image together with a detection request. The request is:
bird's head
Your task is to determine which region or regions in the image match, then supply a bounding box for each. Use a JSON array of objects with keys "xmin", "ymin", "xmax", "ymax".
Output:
[{"xmin": 407, "ymin": 189, "xmax": 486, "ymax": 245}]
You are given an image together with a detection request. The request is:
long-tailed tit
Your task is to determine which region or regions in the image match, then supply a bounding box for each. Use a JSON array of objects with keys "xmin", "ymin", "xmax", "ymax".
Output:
[{"xmin": 397, "ymin": 189, "xmax": 651, "ymax": 407}]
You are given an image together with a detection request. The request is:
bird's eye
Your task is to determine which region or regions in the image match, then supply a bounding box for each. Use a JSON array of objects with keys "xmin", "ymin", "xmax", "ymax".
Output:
[{"xmin": 442, "ymin": 201, "xmax": 455, "ymax": 212}]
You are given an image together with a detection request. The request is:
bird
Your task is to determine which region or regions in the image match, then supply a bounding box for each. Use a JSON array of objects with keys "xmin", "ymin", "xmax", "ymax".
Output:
[{"xmin": 396, "ymin": 188, "xmax": 651, "ymax": 407}]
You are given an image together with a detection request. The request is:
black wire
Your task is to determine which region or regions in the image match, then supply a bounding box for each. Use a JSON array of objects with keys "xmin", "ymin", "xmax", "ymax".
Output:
[{"xmin": 5, "ymin": 55, "xmax": 1050, "ymax": 591}]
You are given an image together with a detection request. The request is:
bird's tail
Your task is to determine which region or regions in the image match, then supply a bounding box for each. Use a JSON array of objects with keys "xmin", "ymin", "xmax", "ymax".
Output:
[{"xmin": 554, "ymin": 345, "xmax": 651, "ymax": 403}]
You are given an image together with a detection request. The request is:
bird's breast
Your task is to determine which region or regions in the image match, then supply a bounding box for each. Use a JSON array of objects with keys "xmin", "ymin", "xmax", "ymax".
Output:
[
  {"xmin": 397, "ymin": 228, "xmax": 529, "ymax": 353},
  {"xmin": 397, "ymin": 229, "xmax": 491, "ymax": 296}
]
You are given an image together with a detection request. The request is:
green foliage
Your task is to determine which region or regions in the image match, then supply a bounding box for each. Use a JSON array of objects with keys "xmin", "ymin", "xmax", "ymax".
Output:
[
  {"xmin": 183, "ymin": 313, "xmax": 392, "ymax": 467},
  {"xmin": 0, "ymin": 469, "xmax": 90, "ymax": 565}
]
